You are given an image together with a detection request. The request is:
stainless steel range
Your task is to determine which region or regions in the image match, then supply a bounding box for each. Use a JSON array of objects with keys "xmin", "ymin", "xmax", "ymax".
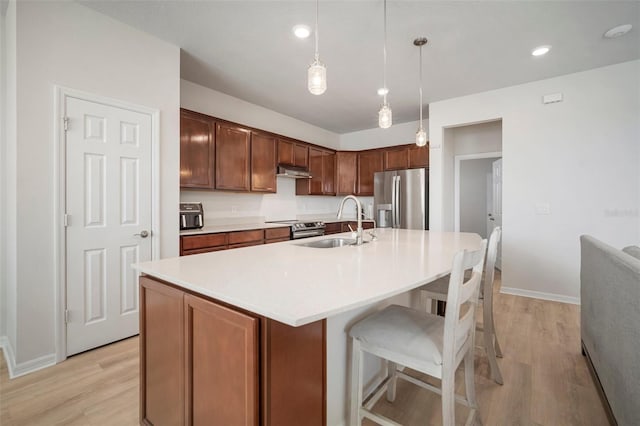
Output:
[{"xmin": 266, "ymin": 220, "xmax": 325, "ymax": 240}]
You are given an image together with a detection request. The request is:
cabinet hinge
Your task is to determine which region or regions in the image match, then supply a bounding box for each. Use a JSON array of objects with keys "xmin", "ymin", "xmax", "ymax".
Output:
[
  {"xmin": 63, "ymin": 117, "xmax": 69, "ymax": 132},
  {"xmin": 63, "ymin": 214, "xmax": 70, "ymax": 227},
  {"xmin": 64, "ymin": 309, "xmax": 70, "ymax": 324}
]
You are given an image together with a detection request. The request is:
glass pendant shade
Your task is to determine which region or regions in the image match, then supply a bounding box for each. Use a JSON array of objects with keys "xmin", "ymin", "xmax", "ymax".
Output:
[
  {"xmin": 416, "ymin": 127, "xmax": 427, "ymax": 146},
  {"xmin": 308, "ymin": 60, "xmax": 327, "ymax": 95},
  {"xmin": 378, "ymin": 104, "xmax": 392, "ymax": 129}
]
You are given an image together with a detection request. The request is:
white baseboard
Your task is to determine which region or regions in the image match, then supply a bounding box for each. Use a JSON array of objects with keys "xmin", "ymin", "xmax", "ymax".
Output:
[
  {"xmin": 0, "ymin": 336, "xmax": 56, "ymax": 379},
  {"xmin": 500, "ymin": 286, "xmax": 580, "ymax": 305}
]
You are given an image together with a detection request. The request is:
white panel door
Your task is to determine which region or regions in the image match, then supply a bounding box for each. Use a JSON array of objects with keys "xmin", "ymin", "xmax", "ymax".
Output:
[
  {"xmin": 489, "ymin": 158, "xmax": 503, "ymax": 269},
  {"xmin": 65, "ymin": 96, "xmax": 152, "ymax": 356}
]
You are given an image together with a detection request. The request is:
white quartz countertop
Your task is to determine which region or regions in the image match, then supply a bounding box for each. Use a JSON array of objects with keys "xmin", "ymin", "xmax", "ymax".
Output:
[{"xmin": 135, "ymin": 229, "xmax": 482, "ymax": 326}]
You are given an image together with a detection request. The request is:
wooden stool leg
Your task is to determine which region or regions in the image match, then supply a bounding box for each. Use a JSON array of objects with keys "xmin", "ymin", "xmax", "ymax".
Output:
[
  {"xmin": 386, "ymin": 361, "xmax": 398, "ymax": 402},
  {"xmin": 483, "ymin": 298, "xmax": 504, "ymax": 385}
]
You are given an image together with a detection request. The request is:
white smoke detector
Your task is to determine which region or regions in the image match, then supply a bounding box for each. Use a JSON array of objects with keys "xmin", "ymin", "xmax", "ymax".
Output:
[{"xmin": 604, "ymin": 24, "xmax": 633, "ymax": 39}]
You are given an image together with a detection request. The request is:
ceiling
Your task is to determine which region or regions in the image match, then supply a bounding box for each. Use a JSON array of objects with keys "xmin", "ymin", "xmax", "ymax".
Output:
[{"xmin": 81, "ymin": 1, "xmax": 640, "ymax": 133}]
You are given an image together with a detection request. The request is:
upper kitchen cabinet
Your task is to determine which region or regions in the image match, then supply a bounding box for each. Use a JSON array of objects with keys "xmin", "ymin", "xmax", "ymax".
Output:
[
  {"xmin": 251, "ymin": 132, "xmax": 277, "ymax": 193},
  {"xmin": 180, "ymin": 110, "xmax": 215, "ymax": 189},
  {"xmin": 296, "ymin": 147, "xmax": 335, "ymax": 196},
  {"xmin": 278, "ymin": 139, "xmax": 309, "ymax": 169},
  {"xmin": 215, "ymin": 123, "xmax": 251, "ymax": 191},
  {"xmin": 384, "ymin": 147, "xmax": 409, "ymax": 171},
  {"xmin": 357, "ymin": 150, "xmax": 383, "ymax": 196},
  {"xmin": 408, "ymin": 144, "xmax": 429, "ymax": 168},
  {"xmin": 335, "ymin": 151, "xmax": 357, "ymax": 195},
  {"xmin": 383, "ymin": 144, "xmax": 430, "ymax": 171}
]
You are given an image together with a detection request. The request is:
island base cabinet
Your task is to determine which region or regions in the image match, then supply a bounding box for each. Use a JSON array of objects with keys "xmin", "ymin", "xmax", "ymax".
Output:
[
  {"xmin": 185, "ymin": 294, "xmax": 259, "ymax": 426},
  {"xmin": 140, "ymin": 277, "xmax": 185, "ymax": 426},
  {"xmin": 140, "ymin": 276, "xmax": 326, "ymax": 426}
]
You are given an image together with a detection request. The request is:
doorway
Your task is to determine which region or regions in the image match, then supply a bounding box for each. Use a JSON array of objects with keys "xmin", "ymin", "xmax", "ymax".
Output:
[
  {"xmin": 55, "ymin": 87, "xmax": 160, "ymax": 359},
  {"xmin": 454, "ymin": 153, "xmax": 502, "ymax": 268}
]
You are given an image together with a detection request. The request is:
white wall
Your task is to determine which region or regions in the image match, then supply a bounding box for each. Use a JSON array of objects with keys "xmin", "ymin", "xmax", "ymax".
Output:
[
  {"xmin": 459, "ymin": 158, "xmax": 498, "ymax": 238},
  {"xmin": 6, "ymin": 1, "xmax": 180, "ymax": 373},
  {"xmin": 429, "ymin": 60, "xmax": 640, "ymax": 302},
  {"xmin": 340, "ymin": 119, "xmax": 429, "ymax": 151},
  {"xmin": 1, "ymin": 0, "xmax": 17, "ymax": 357}
]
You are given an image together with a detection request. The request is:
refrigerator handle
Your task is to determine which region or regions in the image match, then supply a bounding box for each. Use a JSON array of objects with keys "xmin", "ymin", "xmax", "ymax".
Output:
[
  {"xmin": 391, "ymin": 175, "xmax": 397, "ymax": 228},
  {"xmin": 394, "ymin": 175, "xmax": 401, "ymax": 228}
]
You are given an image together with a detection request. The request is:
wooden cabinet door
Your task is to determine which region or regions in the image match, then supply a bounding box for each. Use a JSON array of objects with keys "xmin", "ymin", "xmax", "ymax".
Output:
[
  {"xmin": 262, "ymin": 319, "xmax": 326, "ymax": 426},
  {"xmin": 294, "ymin": 143, "xmax": 309, "ymax": 168},
  {"xmin": 408, "ymin": 144, "xmax": 429, "ymax": 168},
  {"xmin": 184, "ymin": 294, "xmax": 259, "ymax": 426},
  {"xmin": 277, "ymin": 139, "xmax": 294, "ymax": 166},
  {"xmin": 357, "ymin": 151, "xmax": 383, "ymax": 196},
  {"xmin": 140, "ymin": 277, "xmax": 185, "ymax": 426},
  {"xmin": 384, "ymin": 148, "xmax": 409, "ymax": 170},
  {"xmin": 297, "ymin": 147, "xmax": 324, "ymax": 195},
  {"xmin": 180, "ymin": 110, "xmax": 214, "ymax": 189},
  {"xmin": 324, "ymin": 222, "xmax": 342, "ymax": 235},
  {"xmin": 215, "ymin": 123, "xmax": 251, "ymax": 191},
  {"xmin": 336, "ymin": 152, "xmax": 357, "ymax": 195},
  {"xmin": 251, "ymin": 133, "xmax": 277, "ymax": 193},
  {"xmin": 322, "ymin": 151, "xmax": 336, "ymax": 195}
]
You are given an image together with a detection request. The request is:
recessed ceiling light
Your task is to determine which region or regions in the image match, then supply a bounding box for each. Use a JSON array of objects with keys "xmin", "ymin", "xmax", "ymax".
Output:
[
  {"xmin": 604, "ymin": 24, "xmax": 633, "ymax": 39},
  {"xmin": 377, "ymin": 87, "xmax": 389, "ymax": 96},
  {"xmin": 531, "ymin": 45, "xmax": 551, "ymax": 57},
  {"xmin": 293, "ymin": 25, "xmax": 311, "ymax": 39}
]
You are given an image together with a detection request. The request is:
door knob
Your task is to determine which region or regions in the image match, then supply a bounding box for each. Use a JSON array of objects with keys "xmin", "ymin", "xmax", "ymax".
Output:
[{"xmin": 135, "ymin": 230, "xmax": 150, "ymax": 238}]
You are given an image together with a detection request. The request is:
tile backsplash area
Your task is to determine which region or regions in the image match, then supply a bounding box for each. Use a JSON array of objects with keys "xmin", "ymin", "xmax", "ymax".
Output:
[{"xmin": 181, "ymin": 178, "xmax": 373, "ymax": 224}]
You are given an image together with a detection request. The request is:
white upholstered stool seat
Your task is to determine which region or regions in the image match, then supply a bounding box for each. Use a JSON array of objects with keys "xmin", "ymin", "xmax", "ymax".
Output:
[{"xmin": 350, "ymin": 305, "xmax": 468, "ymax": 374}]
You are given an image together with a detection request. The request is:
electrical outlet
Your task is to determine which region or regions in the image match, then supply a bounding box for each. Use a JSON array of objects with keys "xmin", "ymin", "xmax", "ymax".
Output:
[{"xmin": 535, "ymin": 203, "xmax": 551, "ymax": 215}]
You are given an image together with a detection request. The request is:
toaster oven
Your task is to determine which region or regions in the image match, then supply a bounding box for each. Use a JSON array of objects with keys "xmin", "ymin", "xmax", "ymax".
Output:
[{"xmin": 180, "ymin": 202, "xmax": 204, "ymax": 230}]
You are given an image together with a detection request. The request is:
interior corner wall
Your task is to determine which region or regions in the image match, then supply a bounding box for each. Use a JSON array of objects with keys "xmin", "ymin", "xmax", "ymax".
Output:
[
  {"xmin": 429, "ymin": 60, "xmax": 640, "ymax": 301},
  {"xmin": 2, "ymin": 0, "xmax": 17, "ymax": 356},
  {"xmin": 339, "ymin": 119, "xmax": 428, "ymax": 151},
  {"xmin": 14, "ymin": 1, "xmax": 180, "ymax": 367}
]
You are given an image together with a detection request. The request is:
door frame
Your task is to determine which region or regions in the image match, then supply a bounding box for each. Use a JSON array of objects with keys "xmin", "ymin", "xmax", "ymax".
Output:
[
  {"xmin": 53, "ymin": 86, "xmax": 160, "ymax": 362},
  {"xmin": 453, "ymin": 151, "xmax": 502, "ymax": 232}
]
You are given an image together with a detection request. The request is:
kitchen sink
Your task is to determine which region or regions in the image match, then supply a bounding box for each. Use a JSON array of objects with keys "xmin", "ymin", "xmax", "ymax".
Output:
[{"xmin": 297, "ymin": 237, "xmax": 359, "ymax": 248}]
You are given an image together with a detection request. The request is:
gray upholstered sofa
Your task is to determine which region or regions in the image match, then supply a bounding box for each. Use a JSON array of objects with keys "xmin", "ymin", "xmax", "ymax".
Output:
[{"xmin": 580, "ymin": 235, "xmax": 640, "ymax": 425}]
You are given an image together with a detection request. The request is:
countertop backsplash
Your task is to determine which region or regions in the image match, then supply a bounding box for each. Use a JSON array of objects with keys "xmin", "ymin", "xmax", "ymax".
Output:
[{"xmin": 181, "ymin": 177, "xmax": 373, "ymax": 225}]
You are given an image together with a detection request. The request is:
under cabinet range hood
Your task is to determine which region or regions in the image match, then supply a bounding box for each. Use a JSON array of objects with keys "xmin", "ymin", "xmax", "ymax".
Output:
[{"xmin": 276, "ymin": 165, "xmax": 312, "ymax": 179}]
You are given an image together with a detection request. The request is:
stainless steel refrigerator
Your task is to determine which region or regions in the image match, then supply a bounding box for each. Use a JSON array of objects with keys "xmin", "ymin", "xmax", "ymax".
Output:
[{"xmin": 374, "ymin": 168, "xmax": 428, "ymax": 230}]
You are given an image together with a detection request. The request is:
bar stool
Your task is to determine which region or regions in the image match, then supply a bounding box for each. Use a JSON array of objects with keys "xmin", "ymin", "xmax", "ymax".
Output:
[
  {"xmin": 421, "ymin": 227, "xmax": 503, "ymax": 384},
  {"xmin": 349, "ymin": 240, "xmax": 487, "ymax": 426}
]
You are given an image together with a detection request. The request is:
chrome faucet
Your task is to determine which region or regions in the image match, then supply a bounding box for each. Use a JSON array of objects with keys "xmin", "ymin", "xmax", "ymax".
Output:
[{"xmin": 337, "ymin": 195, "xmax": 364, "ymax": 245}]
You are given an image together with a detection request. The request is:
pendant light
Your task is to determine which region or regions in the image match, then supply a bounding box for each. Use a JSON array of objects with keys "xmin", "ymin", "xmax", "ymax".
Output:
[
  {"xmin": 378, "ymin": 0, "xmax": 392, "ymax": 128},
  {"xmin": 308, "ymin": 0, "xmax": 326, "ymax": 95},
  {"xmin": 414, "ymin": 37, "xmax": 428, "ymax": 146}
]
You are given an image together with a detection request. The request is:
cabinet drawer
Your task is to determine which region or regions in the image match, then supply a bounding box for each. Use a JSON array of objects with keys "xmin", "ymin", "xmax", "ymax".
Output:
[
  {"xmin": 182, "ymin": 246, "xmax": 228, "ymax": 256},
  {"xmin": 324, "ymin": 222, "xmax": 342, "ymax": 235},
  {"xmin": 182, "ymin": 233, "xmax": 228, "ymax": 251},
  {"xmin": 228, "ymin": 230, "xmax": 265, "ymax": 245},
  {"xmin": 229, "ymin": 241, "xmax": 265, "ymax": 250},
  {"xmin": 265, "ymin": 227, "xmax": 290, "ymax": 240},
  {"xmin": 265, "ymin": 237, "xmax": 290, "ymax": 244}
]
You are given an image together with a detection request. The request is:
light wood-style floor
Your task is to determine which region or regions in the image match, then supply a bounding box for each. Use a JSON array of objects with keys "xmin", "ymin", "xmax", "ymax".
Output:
[{"xmin": 1, "ymin": 272, "xmax": 609, "ymax": 426}]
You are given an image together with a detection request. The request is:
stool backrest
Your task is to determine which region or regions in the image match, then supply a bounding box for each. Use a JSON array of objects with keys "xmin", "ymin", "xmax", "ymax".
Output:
[
  {"xmin": 483, "ymin": 226, "xmax": 502, "ymax": 299},
  {"xmin": 442, "ymin": 240, "xmax": 487, "ymax": 368}
]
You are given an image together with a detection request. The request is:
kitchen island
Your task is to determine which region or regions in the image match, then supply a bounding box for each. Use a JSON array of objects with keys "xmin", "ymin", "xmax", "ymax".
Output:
[{"xmin": 134, "ymin": 228, "xmax": 481, "ymax": 426}]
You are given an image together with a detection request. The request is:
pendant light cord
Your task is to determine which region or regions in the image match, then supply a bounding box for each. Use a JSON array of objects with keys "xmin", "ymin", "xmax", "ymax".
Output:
[
  {"xmin": 419, "ymin": 44, "xmax": 423, "ymax": 127},
  {"xmin": 383, "ymin": 0, "xmax": 388, "ymax": 105},
  {"xmin": 315, "ymin": 0, "xmax": 319, "ymax": 61}
]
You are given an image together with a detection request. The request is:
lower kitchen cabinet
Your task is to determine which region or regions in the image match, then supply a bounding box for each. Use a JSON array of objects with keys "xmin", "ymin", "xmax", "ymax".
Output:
[
  {"xmin": 180, "ymin": 227, "xmax": 291, "ymax": 256},
  {"xmin": 140, "ymin": 276, "xmax": 326, "ymax": 426}
]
